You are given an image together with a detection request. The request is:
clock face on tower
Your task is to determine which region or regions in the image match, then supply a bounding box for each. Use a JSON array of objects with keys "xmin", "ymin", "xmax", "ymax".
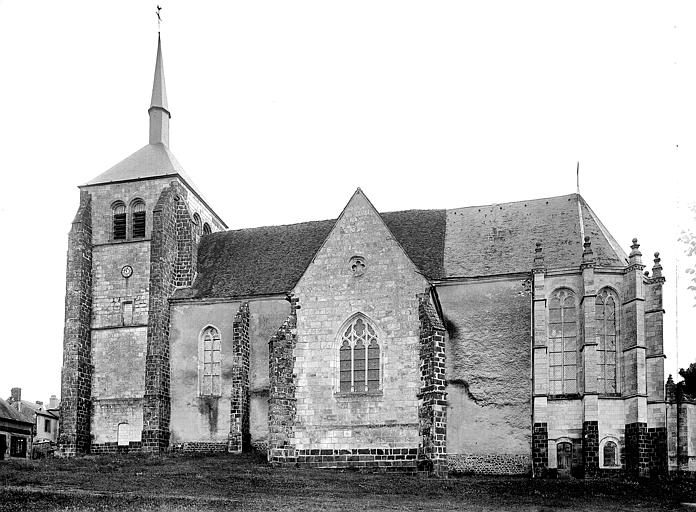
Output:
[{"xmin": 121, "ymin": 265, "xmax": 133, "ymax": 278}]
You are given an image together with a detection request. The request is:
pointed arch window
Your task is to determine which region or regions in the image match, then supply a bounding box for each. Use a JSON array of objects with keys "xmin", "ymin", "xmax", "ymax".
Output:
[
  {"xmin": 339, "ymin": 317, "xmax": 380, "ymax": 393},
  {"xmin": 548, "ymin": 289, "xmax": 578, "ymax": 395},
  {"xmin": 200, "ymin": 326, "xmax": 222, "ymax": 396},
  {"xmin": 596, "ymin": 289, "xmax": 618, "ymax": 394},
  {"xmin": 112, "ymin": 202, "xmax": 127, "ymax": 240},
  {"xmin": 131, "ymin": 200, "xmax": 146, "ymax": 239},
  {"xmin": 202, "ymin": 222, "xmax": 212, "ymax": 235}
]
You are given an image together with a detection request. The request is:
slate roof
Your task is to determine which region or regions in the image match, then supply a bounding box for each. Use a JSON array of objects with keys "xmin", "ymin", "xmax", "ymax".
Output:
[
  {"xmin": 0, "ymin": 398, "xmax": 32, "ymax": 425},
  {"xmin": 443, "ymin": 194, "xmax": 628, "ymax": 277},
  {"xmin": 175, "ymin": 193, "xmax": 627, "ymax": 300},
  {"xmin": 84, "ymin": 143, "xmax": 192, "ymax": 188}
]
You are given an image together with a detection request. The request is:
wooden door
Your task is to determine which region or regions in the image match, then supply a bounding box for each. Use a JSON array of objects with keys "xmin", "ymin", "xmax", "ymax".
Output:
[{"xmin": 557, "ymin": 442, "xmax": 573, "ymax": 475}]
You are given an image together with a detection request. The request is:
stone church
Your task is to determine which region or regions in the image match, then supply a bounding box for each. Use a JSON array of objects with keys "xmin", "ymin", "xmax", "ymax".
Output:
[{"xmin": 59, "ymin": 37, "xmax": 694, "ymax": 477}]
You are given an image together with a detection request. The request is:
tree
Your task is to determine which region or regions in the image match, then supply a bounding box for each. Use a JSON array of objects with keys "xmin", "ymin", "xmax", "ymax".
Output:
[
  {"xmin": 679, "ymin": 362, "xmax": 696, "ymax": 398},
  {"xmin": 678, "ymin": 203, "xmax": 696, "ymax": 307}
]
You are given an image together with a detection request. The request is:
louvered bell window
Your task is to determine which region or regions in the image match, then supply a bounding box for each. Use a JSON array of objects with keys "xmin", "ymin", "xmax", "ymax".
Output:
[
  {"xmin": 113, "ymin": 203, "xmax": 126, "ymax": 240},
  {"xmin": 132, "ymin": 201, "xmax": 146, "ymax": 239}
]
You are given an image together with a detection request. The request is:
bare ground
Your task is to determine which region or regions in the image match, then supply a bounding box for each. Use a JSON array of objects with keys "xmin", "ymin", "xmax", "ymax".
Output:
[{"xmin": 0, "ymin": 452, "xmax": 695, "ymax": 511}]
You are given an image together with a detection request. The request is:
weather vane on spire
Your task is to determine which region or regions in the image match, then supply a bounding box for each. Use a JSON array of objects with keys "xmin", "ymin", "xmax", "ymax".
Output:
[{"xmin": 156, "ymin": 5, "xmax": 163, "ymax": 32}]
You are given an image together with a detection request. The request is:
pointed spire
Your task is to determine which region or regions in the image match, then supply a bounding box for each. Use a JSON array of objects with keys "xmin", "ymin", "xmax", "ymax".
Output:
[{"xmin": 149, "ymin": 35, "xmax": 170, "ymax": 146}]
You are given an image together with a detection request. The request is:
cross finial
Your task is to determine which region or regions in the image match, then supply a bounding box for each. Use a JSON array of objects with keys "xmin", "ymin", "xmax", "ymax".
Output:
[{"xmin": 156, "ymin": 5, "xmax": 163, "ymax": 32}]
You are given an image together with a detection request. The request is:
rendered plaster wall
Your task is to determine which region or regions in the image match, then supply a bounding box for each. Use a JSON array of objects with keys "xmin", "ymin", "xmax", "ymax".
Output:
[
  {"xmin": 291, "ymin": 191, "xmax": 429, "ymax": 452},
  {"xmin": 439, "ymin": 278, "xmax": 531, "ymax": 472},
  {"xmin": 169, "ymin": 299, "xmax": 288, "ymax": 447},
  {"xmin": 248, "ymin": 299, "xmax": 290, "ymax": 448},
  {"xmin": 169, "ymin": 301, "xmax": 240, "ymax": 444}
]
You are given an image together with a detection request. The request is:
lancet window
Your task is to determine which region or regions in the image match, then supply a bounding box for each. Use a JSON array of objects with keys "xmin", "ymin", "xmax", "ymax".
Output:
[
  {"xmin": 200, "ymin": 326, "xmax": 222, "ymax": 396},
  {"xmin": 596, "ymin": 289, "xmax": 618, "ymax": 394},
  {"xmin": 548, "ymin": 289, "xmax": 578, "ymax": 395}
]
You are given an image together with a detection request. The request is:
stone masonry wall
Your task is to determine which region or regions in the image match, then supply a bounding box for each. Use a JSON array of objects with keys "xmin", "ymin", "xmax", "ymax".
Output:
[
  {"xmin": 268, "ymin": 300, "xmax": 298, "ymax": 463},
  {"xmin": 229, "ymin": 303, "xmax": 250, "ymax": 453},
  {"xmin": 532, "ymin": 423, "xmax": 548, "ymax": 477},
  {"xmin": 417, "ymin": 295, "xmax": 447, "ymax": 476},
  {"xmin": 142, "ymin": 182, "xmax": 194, "ymax": 452},
  {"xmin": 288, "ymin": 190, "xmax": 428, "ymax": 469},
  {"xmin": 59, "ymin": 191, "xmax": 94, "ymax": 456},
  {"xmin": 582, "ymin": 421, "xmax": 599, "ymax": 477}
]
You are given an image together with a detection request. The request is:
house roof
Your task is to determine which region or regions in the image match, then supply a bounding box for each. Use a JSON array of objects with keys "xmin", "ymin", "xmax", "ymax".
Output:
[
  {"xmin": 174, "ymin": 193, "xmax": 628, "ymax": 300},
  {"xmin": 0, "ymin": 398, "xmax": 33, "ymax": 425}
]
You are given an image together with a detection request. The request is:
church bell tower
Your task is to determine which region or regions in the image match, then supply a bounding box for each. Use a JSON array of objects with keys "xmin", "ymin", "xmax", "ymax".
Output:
[{"xmin": 58, "ymin": 35, "xmax": 226, "ymax": 456}]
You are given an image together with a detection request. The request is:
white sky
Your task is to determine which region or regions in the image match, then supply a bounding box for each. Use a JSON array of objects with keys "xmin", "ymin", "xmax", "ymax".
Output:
[{"xmin": 0, "ymin": 1, "xmax": 694, "ymax": 403}]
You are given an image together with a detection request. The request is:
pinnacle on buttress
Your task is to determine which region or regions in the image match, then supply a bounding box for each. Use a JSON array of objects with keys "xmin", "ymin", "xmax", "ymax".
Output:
[
  {"xmin": 652, "ymin": 251, "xmax": 663, "ymax": 279},
  {"xmin": 666, "ymin": 374, "xmax": 676, "ymax": 402},
  {"xmin": 149, "ymin": 34, "xmax": 170, "ymax": 146},
  {"xmin": 628, "ymin": 238, "xmax": 642, "ymax": 265},
  {"xmin": 582, "ymin": 235, "xmax": 594, "ymax": 264},
  {"xmin": 533, "ymin": 241, "xmax": 545, "ymax": 270}
]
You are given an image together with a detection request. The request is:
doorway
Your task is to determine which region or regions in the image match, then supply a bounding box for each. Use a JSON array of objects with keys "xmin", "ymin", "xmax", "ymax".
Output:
[{"xmin": 557, "ymin": 441, "xmax": 573, "ymax": 476}]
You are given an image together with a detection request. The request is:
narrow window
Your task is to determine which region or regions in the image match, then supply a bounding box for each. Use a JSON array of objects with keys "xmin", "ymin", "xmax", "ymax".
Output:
[
  {"xmin": 339, "ymin": 340, "xmax": 352, "ymax": 392},
  {"xmin": 603, "ymin": 440, "xmax": 617, "ymax": 467},
  {"xmin": 203, "ymin": 222, "xmax": 212, "ymax": 235},
  {"xmin": 548, "ymin": 289, "xmax": 577, "ymax": 395},
  {"xmin": 121, "ymin": 301, "xmax": 134, "ymax": 326},
  {"xmin": 131, "ymin": 200, "xmax": 146, "ymax": 238},
  {"xmin": 44, "ymin": 419, "xmax": 51, "ymax": 433},
  {"xmin": 112, "ymin": 202, "xmax": 126, "ymax": 240},
  {"xmin": 201, "ymin": 326, "xmax": 222, "ymax": 396},
  {"xmin": 339, "ymin": 316, "xmax": 380, "ymax": 393},
  {"xmin": 193, "ymin": 213, "xmax": 202, "ymax": 235},
  {"xmin": 596, "ymin": 290, "xmax": 618, "ymax": 394}
]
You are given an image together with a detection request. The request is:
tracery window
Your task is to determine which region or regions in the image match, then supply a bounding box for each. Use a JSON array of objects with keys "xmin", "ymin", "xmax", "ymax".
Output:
[
  {"xmin": 548, "ymin": 289, "xmax": 578, "ymax": 395},
  {"xmin": 339, "ymin": 317, "xmax": 380, "ymax": 393},
  {"xmin": 131, "ymin": 200, "xmax": 146, "ymax": 239},
  {"xmin": 596, "ymin": 289, "xmax": 618, "ymax": 394},
  {"xmin": 200, "ymin": 326, "xmax": 222, "ymax": 396},
  {"xmin": 112, "ymin": 202, "xmax": 127, "ymax": 240}
]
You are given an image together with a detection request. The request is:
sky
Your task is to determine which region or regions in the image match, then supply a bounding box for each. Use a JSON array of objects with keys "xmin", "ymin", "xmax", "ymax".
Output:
[{"xmin": 0, "ymin": 1, "xmax": 694, "ymax": 403}]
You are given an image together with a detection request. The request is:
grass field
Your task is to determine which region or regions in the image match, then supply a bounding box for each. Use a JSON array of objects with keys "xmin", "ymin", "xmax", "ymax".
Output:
[{"xmin": 1, "ymin": 452, "xmax": 695, "ymax": 511}]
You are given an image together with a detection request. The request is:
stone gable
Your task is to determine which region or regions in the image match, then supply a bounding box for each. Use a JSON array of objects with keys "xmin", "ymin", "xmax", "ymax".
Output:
[{"xmin": 291, "ymin": 189, "xmax": 429, "ymax": 454}]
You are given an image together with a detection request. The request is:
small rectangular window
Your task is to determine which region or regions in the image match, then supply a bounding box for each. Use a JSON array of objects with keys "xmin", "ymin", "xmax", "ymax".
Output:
[
  {"xmin": 122, "ymin": 301, "xmax": 133, "ymax": 326},
  {"xmin": 132, "ymin": 211, "xmax": 146, "ymax": 238},
  {"xmin": 10, "ymin": 436, "xmax": 26, "ymax": 458},
  {"xmin": 44, "ymin": 419, "xmax": 51, "ymax": 433}
]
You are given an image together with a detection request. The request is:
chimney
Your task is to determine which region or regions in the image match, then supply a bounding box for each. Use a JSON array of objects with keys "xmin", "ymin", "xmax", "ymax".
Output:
[
  {"xmin": 10, "ymin": 387, "xmax": 21, "ymax": 403},
  {"xmin": 49, "ymin": 395, "xmax": 59, "ymax": 409}
]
